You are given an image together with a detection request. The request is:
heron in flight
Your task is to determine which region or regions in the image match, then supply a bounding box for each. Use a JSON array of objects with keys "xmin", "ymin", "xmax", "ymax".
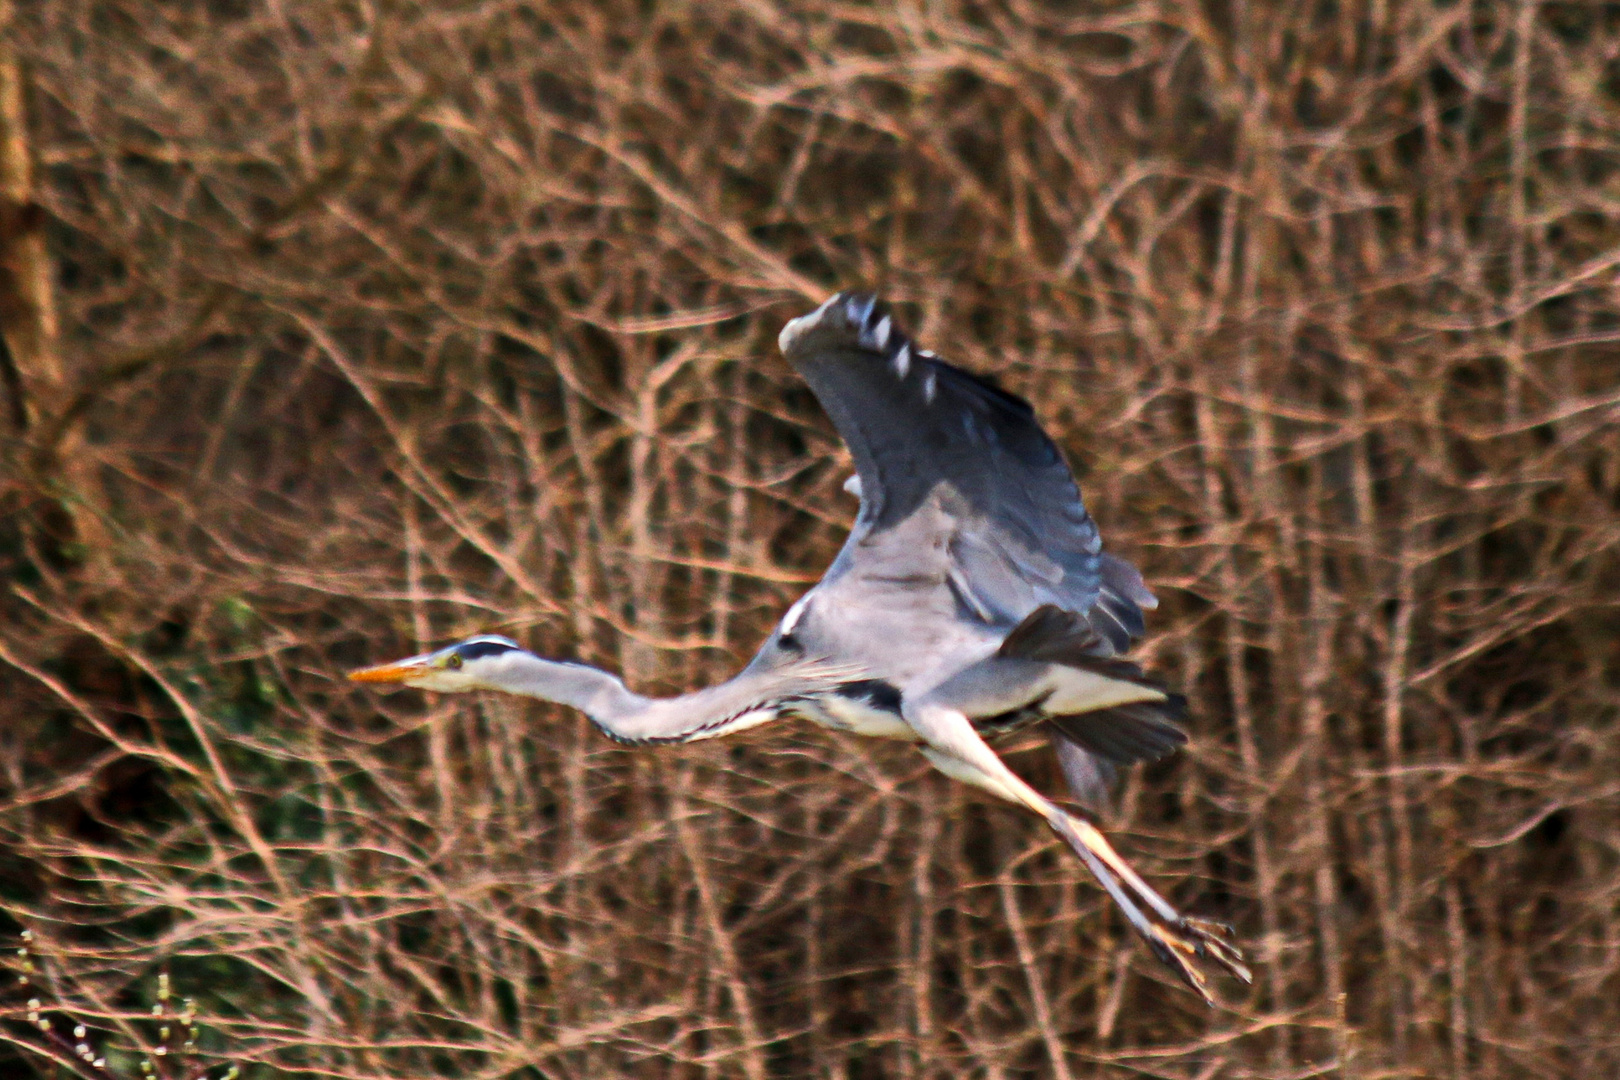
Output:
[{"xmin": 350, "ymin": 293, "xmax": 1249, "ymax": 1002}]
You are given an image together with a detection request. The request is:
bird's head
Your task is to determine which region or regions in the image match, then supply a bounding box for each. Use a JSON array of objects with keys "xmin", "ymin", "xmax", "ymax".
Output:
[{"xmin": 347, "ymin": 634, "xmax": 525, "ymax": 693}]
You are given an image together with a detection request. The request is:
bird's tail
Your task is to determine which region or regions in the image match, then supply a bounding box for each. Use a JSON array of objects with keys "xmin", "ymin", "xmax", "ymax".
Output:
[
  {"xmin": 998, "ymin": 603, "xmax": 1189, "ymax": 810},
  {"xmin": 1045, "ymin": 807, "xmax": 1251, "ymax": 1003}
]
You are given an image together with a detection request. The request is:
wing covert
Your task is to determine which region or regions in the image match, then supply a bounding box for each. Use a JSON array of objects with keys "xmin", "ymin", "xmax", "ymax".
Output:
[{"xmin": 780, "ymin": 293, "xmax": 1153, "ymax": 652}]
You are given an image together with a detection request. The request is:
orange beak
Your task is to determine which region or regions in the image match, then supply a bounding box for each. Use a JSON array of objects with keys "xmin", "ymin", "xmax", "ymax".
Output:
[{"xmin": 347, "ymin": 660, "xmax": 426, "ymax": 684}]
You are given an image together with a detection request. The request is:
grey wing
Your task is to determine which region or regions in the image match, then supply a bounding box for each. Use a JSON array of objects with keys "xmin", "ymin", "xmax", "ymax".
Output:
[{"xmin": 779, "ymin": 292, "xmax": 1153, "ymax": 654}]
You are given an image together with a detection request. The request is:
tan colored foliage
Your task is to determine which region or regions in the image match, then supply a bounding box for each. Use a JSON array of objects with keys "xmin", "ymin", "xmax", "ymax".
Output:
[{"xmin": 2, "ymin": 0, "xmax": 1618, "ymax": 1076}]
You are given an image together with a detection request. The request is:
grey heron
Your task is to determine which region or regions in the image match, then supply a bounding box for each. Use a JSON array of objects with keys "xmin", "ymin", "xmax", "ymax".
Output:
[{"xmin": 349, "ymin": 293, "xmax": 1249, "ymax": 1002}]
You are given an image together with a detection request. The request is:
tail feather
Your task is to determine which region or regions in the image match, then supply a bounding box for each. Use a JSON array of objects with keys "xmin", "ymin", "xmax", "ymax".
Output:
[
  {"xmin": 1003, "ymin": 603, "xmax": 1189, "ymax": 805},
  {"xmin": 1048, "ymin": 698, "xmax": 1187, "ymax": 766}
]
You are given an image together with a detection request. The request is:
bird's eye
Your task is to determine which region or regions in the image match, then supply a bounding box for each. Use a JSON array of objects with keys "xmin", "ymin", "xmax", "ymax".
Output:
[{"xmin": 446, "ymin": 654, "xmax": 463, "ymax": 669}]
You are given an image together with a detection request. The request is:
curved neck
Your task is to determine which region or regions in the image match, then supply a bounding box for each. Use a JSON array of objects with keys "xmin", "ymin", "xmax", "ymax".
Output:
[
  {"xmin": 494, "ymin": 655, "xmax": 649, "ymax": 729},
  {"xmin": 486, "ymin": 651, "xmax": 837, "ymax": 745},
  {"xmin": 487, "ymin": 653, "xmax": 764, "ymax": 745}
]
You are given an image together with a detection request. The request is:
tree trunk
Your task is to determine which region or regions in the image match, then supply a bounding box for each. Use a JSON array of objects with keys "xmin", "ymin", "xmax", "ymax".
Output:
[
  {"xmin": 0, "ymin": 3, "xmax": 103, "ymax": 569},
  {"xmin": 0, "ymin": 0, "xmax": 60, "ymax": 438}
]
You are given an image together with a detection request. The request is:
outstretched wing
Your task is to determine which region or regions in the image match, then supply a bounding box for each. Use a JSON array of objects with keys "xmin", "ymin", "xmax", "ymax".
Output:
[{"xmin": 779, "ymin": 292, "xmax": 1152, "ymax": 653}]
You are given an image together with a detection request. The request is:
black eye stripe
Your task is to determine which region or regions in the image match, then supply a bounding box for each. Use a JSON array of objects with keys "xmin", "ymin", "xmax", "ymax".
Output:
[{"xmin": 457, "ymin": 641, "xmax": 518, "ymax": 661}]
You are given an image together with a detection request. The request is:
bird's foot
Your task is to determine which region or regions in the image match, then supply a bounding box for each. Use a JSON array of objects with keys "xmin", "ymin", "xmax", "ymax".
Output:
[
  {"xmin": 1045, "ymin": 809, "xmax": 1251, "ymax": 1006},
  {"xmin": 1141, "ymin": 914, "xmax": 1251, "ymax": 1006}
]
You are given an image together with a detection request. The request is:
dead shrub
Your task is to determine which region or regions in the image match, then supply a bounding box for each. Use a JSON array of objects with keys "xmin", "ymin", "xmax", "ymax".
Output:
[{"xmin": 2, "ymin": 0, "xmax": 1617, "ymax": 1077}]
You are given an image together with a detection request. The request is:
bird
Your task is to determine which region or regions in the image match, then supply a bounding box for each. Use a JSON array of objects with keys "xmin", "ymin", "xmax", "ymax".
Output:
[{"xmin": 348, "ymin": 292, "xmax": 1249, "ymax": 1002}]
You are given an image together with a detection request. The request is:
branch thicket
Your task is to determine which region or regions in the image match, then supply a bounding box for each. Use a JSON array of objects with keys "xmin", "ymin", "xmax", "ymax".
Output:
[{"xmin": 2, "ymin": 1, "xmax": 1617, "ymax": 1077}]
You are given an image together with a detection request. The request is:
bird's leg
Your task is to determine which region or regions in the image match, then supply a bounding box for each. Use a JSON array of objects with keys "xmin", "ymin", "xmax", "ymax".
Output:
[
  {"xmin": 909, "ymin": 702, "xmax": 1251, "ymax": 1005},
  {"xmin": 1041, "ymin": 809, "xmax": 1250, "ymax": 1000}
]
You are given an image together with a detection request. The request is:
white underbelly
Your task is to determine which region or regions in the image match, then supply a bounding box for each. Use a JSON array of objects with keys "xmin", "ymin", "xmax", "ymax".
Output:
[{"xmin": 806, "ymin": 695, "xmax": 918, "ymax": 741}]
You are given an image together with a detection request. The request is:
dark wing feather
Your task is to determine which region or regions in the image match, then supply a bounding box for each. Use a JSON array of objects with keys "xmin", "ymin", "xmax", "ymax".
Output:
[
  {"xmin": 999, "ymin": 604, "xmax": 1187, "ymax": 767},
  {"xmin": 1048, "ymin": 701, "xmax": 1188, "ymax": 764},
  {"xmin": 780, "ymin": 293, "xmax": 1152, "ymax": 651}
]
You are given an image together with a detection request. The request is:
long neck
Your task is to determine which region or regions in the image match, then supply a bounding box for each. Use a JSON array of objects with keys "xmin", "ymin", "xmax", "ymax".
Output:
[
  {"xmin": 493, "ymin": 655, "xmax": 647, "ymax": 726},
  {"xmin": 488, "ymin": 653, "xmax": 784, "ymax": 745}
]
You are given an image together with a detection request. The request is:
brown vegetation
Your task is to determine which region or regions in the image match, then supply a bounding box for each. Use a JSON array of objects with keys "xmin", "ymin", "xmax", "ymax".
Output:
[{"xmin": 2, "ymin": 0, "xmax": 1618, "ymax": 1076}]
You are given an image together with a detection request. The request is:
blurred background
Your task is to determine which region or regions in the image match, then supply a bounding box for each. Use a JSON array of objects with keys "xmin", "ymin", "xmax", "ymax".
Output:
[{"xmin": 2, "ymin": 0, "xmax": 1617, "ymax": 1076}]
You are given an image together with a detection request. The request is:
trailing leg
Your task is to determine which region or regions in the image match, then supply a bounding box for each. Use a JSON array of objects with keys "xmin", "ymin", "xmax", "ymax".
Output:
[{"xmin": 910, "ymin": 702, "xmax": 1250, "ymax": 1003}]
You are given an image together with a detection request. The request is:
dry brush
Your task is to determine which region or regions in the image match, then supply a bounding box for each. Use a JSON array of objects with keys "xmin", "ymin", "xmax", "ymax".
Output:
[{"xmin": 1, "ymin": 1, "xmax": 1617, "ymax": 1077}]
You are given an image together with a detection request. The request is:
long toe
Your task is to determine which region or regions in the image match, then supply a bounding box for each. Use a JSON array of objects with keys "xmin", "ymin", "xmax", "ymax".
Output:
[
  {"xmin": 1146, "ymin": 917, "xmax": 1252, "ymax": 1006},
  {"xmin": 1184, "ymin": 916, "xmax": 1252, "ymax": 982}
]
